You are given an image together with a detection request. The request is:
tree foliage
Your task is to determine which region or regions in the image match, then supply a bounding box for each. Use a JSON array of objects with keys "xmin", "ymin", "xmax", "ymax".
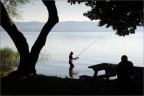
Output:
[
  {"xmin": 1, "ymin": 0, "xmax": 33, "ymax": 19},
  {"xmin": 68, "ymin": 0, "xmax": 144, "ymax": 36}
]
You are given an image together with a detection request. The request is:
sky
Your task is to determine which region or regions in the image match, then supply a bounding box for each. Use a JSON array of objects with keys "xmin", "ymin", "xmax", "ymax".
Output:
[{"xmin": 13, "ymin": 0, "xmax": 92, "ymax": 22}]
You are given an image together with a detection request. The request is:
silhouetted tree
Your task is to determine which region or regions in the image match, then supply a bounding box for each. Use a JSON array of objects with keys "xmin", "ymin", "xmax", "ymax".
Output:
[
  {"xmin": 0, "ymin": 0, "xmax": 59, "ymax": 76},
  {"xmin": 68, "ymin": 0, "xmax": 143, "ymax": 36}
]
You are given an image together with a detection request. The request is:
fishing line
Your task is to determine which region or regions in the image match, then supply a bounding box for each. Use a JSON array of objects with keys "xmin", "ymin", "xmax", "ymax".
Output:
[{"xmin": 76, "ymin": 36, "xmax": 104, "ymax": 59}]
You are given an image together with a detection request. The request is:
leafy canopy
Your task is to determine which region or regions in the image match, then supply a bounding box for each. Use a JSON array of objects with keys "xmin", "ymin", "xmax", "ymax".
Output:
[
  {"xmin": 68, "ymin": 0, "xmax": 144, "ymax": 36},
  {"xmin": 1, "ymin": 0, "xmax": 34, "ymax": 19}
]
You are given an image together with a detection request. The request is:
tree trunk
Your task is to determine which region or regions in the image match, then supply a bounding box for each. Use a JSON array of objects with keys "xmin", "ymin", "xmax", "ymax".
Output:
[
  {"xmin": 0, "ymin": 0, "xmax": 59, "ymax": 77},
  {"xmin": 29, "ymin": 0, "xmax": 59, "ymax": 75},
  {"xmin": 1, "ymin": 1, "xmax": 30, "ymax": 76}
]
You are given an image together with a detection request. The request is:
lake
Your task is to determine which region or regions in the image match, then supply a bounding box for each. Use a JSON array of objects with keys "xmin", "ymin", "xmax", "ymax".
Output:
[{"xmin": 0, "ymin": 31, "xmax": 143, "ymax": 79}]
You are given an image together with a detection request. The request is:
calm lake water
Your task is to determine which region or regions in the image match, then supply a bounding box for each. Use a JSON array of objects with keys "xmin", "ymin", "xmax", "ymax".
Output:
[{"xmin": 0, "ymin": 31, "xmax": 143, "ymax": 78}]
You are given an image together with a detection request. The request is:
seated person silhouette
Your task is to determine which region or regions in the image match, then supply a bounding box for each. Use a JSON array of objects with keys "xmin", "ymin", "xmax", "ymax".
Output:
[{"xmin": 117, "ymin": 55, "xmax": 134, "ymax": 84}]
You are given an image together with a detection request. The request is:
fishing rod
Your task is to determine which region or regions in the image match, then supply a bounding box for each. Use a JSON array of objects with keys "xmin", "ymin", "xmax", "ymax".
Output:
[{"xmin": 75, "ymin": 36, "xmax": 103, "ymax": 59}]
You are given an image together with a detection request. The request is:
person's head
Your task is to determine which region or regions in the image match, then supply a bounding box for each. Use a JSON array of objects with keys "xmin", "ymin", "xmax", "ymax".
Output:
[
  {"xmin": 70, "ymin": 51, "xmax": 73, "ymax": 55},
  {"xmin": 121, "ymin": 55, "xmax": 128, "ymax": 61}
]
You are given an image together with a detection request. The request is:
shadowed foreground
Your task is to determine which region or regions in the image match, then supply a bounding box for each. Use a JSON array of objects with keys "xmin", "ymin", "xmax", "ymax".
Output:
[{"xmin": 1, "ymin": 67, "xmax": 143, "ymax": 95}]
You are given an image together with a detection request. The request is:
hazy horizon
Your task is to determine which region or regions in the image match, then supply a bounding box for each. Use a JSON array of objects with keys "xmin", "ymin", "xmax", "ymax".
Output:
[{"xmin": 0, "ymin": 21, "xmax": 143, "ymax": 32}]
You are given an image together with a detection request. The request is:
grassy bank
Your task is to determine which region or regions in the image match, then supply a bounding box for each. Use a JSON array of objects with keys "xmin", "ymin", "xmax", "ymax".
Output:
[{"xmin": 1, "ymin": 71, "xmax": 143, "ymax": 95}]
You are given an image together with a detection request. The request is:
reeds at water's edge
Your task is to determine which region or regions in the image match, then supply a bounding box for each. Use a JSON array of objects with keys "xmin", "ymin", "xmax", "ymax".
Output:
[
  {"xmin": 0, "ymin": 47, "xmax": 19, "ymax": 77},
  {"xmin": 0, "ymin": 47, "xmax": 50, "ymax": 77}
]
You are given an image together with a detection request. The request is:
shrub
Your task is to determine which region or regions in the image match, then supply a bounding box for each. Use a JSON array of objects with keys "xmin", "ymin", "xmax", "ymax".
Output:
[{"xmin": 0, "ymin": 47, "xmax": 19, "ymax": 76}]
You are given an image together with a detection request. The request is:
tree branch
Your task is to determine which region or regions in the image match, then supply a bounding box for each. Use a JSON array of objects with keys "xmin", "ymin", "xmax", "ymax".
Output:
[{"xmin": 30, "ymin": 0, "xmax": 59, "ymax": 64}]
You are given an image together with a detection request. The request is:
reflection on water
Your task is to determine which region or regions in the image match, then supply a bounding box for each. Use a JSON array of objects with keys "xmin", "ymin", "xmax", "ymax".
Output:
[
  {"xmin": 69, "ymin": 66, "xmax": 74, "ymax": 78},
  {"xmin": 38, "ymin": 52, "xmax": 52, "ymax": 64},
  {"xmin": 69, "ymin": 66, "xmax": 79, "ymax": 78}
]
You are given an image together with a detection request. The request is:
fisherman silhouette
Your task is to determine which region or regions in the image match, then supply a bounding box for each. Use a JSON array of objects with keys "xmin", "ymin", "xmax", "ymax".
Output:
[
  {"xmin": 68, "ymin": 52, "xmax": 79, "ymax": 78},
  {"xmin": 69, "ymin": 51, "xmax": 79, "ymax": 67}
]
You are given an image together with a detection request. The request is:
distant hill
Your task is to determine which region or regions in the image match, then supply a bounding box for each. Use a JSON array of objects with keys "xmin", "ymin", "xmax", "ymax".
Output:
[
  {"xmin": 52, "ymin": 21, "xmax": 113, "ymax": 32},
  {"xmin": 0, "ymin": 21, "xmax": 143, "ymax": 32}
]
